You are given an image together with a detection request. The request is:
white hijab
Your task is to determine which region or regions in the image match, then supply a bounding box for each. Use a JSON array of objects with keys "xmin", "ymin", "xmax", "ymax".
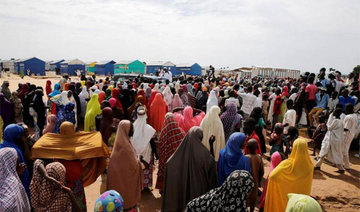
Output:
[
  {"xmin": 162, "ymin": 86, "xmax": 173, "ymax": 108},
  {"xmin": 206, "ymin": 90, "xmax": 218, "ymax": 113},
  {"xmin": 131, "ymin": 109, "xmax": 156, "ymax": 163},
  {"xmin": 60, "ymin": 91, "xmax": 69, "ymax": 106},
  {"xmin": 79, "ymin": 86, "xmax": 89, "ymax": 99},
  {"xmin": 200, "ymin": 106, "xmax": 225, "ymax": 162}
]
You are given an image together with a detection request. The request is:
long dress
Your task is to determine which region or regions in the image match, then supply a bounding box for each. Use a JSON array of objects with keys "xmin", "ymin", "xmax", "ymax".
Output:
[{"xmin": 318, "ymin": 115, "xmax": 344, "ymax": 165}]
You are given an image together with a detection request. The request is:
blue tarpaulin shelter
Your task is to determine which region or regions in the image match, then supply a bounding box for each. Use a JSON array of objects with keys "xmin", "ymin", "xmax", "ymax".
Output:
[
  {"xmin": 175, "ymin": 63, "xmax": 202, "ymax": 76},
  {"xmin": 95, "ymin": 60, "xmax": 116, "ymax": 75},
  {"xmin": 60, "ymin": 59, "xmax": 86, "ymax": 76},
  {"xmin": 15, "ymin": 57, "xmax": 46, "ymax": 76}
]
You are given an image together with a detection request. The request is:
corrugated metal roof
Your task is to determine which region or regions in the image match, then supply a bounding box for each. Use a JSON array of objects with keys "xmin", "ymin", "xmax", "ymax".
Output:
[{"xmin": 61, "ymin": 59, "xmax": 86, "ymax": 65}]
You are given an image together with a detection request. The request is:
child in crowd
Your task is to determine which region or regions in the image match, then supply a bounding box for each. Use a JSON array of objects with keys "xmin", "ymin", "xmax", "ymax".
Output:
[
  {"xmin": 327, "ymin": 91, "xmax": 339, "ymax": 114},
  {"xmin": 311, "ymin": 114, "xmax": 327, "ymax": 157},
  {"xmin": 283, "ymin": 99, "xmax": 296, "ymax": 134},
  {"xmin": 269, "ymin": 123, "xmax": 285, "ymax": 156},
  {"xmin": 246, "ymin": 139, "xmax": 264, "ymax": 212}
]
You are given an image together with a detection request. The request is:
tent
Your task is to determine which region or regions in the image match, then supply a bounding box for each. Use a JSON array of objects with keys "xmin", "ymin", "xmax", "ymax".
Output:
[
  {"xmin": 114, "ymin": 60, "xmax": 145, "ymax": 74},
  {"xmin": 60, "ymin": 59, "xmax": 86, "ymax": 76},
  {"xmin": 95, "ymin": 60, "xmax": 116, "ymax": 75},
  {"xmin": 16, "ymin": 57, "xmax": 46, "ymax": 76},
  {"xmin": 175, "ymin": 63, "xmax": 202, "ymax": 76}
]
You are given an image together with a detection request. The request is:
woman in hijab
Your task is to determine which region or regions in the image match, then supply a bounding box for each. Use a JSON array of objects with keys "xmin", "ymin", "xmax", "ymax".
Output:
[
  {"xmin": 0, "ymin": 148, "xmax": 31, "ymax": 211},
  {"xmin": 250, "ymin": 107, "xmax": 267, "ymax": 154},
  {"xmin": 107, "ymin": 120, "xmax": 143, "ymax": 211},
  {"xmin": 200, "ymin": 106, "xmax": 225, "ymax": 162},
  {"xmin": 136, "ymin": 89, "xmax": 148, "ymax": 107},
  {"xmin": 156, "ymin": 113, "xmax": 186, "ymax": 192},
  {"xmin": 0, "ymin": 124, "xmax": 31, "ymax": 199},
  {"xmin": 127, "ymin": 95, "xmax": 146, "ymax": 121},
  {"xmin": 30, "ymin": 160, "xmax": 80, "ymax": 212},
  {"xmin": 45, "ymin": 80, "xmax": 52, "ymax": 96},
  {"xmin": 171, "ymin": 93, "xmax": 183, "ymax": 112},
  {"xmin": 174, "ymin": 106, "xmax": 205, "ymax": 133},
  {"xmin": 196, "ymin": 87, "xmax": 208, "ymax": 111},
  {"xmin": 162, "ymin": 86, "xmax": 173, "ymax": 111},
  {"xmin": 78, "ymin": 86, "xmax": 89, "ymax": 119},
  {"xmin": 178, "ymin": 88, "xmax": 189, "ymax": 107},
  {"xmin": 265, "ymin": 138, "xmax": 313, "ymax": 212},
  {"xmin": 111, "ymin": 88, "xmax": 124, "ymax": 113},
  {"xmin": 100, "ymin": 107, "xmax": 113, "ymax": 145},
  {"xmin": 149, "ymin": 93, "xmax": 167, "ymax": 132},
  {"xmin": 10, "ymin": 92, "xmax": 23, "ymax": 123},
  {"xmin": 18, "ymin": 83, "xmax": 29, "ymax": 101},
  {"xmin": 285, "ymin": 193, "xmax": 322, "ymax": 212},
  {"xmin": 145, "ymin": 87, "xmax": 152, "ymax": 102},
  {"xmin": 75, "ymin": 82, "xmax": 82, "ymax": 95},
  {"xmin": 84, "ymin": 94, "xmax": 102, "ymax": 131},
  {"xmin": 221, "ymin": 103, "xmax": 242, "ymax": 141},
  {"xmin": 1, "ymin": 80, "xmax": 11, "ymax": 100},
  {"xmin": 32, "ymin": 121, "xmax": 110, "ymax": 212},
  {"xmin": 68, "ymin": 84, "xmax": 81, "ymax": 122},
  {"xmin": 162, "ymin": 127, "xmax": 217, "ymax": 212},
  {"xmin": 217, "ymin": 132, "xmax": 251, "ymax": 186},
  {"xmin": 132, "ymin": 106, "xmax": 156, "ymax": 190},
  {"xmin": 98, "ymin": 91, "xmax": 106, "ymax": 104},
  {"xmin": 0, "ymin": 93, "xmax": 14, "ymax": 130},
  {"xmin": 186, "ymin": 170, "xmax": 254, "ymax": 212},
  {"xmin": 43, "ymin": 114, "xmax": 57, "ymax": 134},
  {"xmin": 48, "ymin": 83, "xmax": 61, "ymax": 115},
  {"xmin": 258, "ymin": 151, "xmax": 283, "ymax": 211},
  {"xmin": 206, "ymin": 90, "xmax": 218, "ymax": 112},
  {"xmin": 33, "ymin": 89, "xmax": 46, "ymax": 137},
  {"xmin": 105, "ymin": 88, "xmax": 112, "ymax": 101}
]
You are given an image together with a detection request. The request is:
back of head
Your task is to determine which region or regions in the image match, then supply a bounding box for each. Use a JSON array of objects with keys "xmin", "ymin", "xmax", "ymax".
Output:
[
  {"xmin": 59, "ymin": 122, "xmax": 75, "ymax": 135},
  {"xmin": 247, "ymin": 139, "xmax": 258, "ymax": 154},
  {"xmin": 285, "ymin": 193, "xmax": 322, "ymax": 212}
]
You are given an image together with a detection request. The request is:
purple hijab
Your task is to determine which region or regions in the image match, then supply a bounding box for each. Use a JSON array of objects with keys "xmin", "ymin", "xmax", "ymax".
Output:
[
  {"xmin": 0, "ymin": 93, "xmax": 14, "ymax": 129},
  {"xmin": 220, "ymin": 103, "xmax": 241, "ymax": 141}
]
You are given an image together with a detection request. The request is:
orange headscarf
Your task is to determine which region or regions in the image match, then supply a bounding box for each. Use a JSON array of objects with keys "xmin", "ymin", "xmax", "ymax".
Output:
[
  {"xmin": 149, "ymin": 93, "xmax": 167, "ymax": 132},
  {"xmin": 98, "ymin": 91, "xmax": 105, "ymax": 104},
  {"xmin": 64, "ymin": 83, "xmax": 70, "ymax": 91}
]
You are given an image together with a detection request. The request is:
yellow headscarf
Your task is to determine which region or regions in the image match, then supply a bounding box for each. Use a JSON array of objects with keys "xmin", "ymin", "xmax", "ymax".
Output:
[
  {"xmin": 265, "ymin": 138, "xmax": 313, "ymax": 212},
  {"xmin": 84, "ymin": 94, "xmax": 102, "ymax": 132},
  {"xmin": 80, "ymin": 81, "xmax": 85, "ymax": 87},
  {"xmin": 32, "ymin": 122, "xmax": 110, "ymax": 186},
  {"xmin": 285, "ymin": 193, "xmax": 322, "ymax": 212}
]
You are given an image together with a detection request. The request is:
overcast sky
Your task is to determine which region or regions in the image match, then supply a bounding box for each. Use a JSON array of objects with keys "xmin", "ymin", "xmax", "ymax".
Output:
[{"xmin": 0, "ymin": 0, "xmax": 359, "ymax": 73}]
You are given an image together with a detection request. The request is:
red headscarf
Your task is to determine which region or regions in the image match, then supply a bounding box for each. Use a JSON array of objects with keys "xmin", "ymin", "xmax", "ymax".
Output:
[
  {"xmin": 98, "ymin": 91, "xmax": 106, "ymax": 104},
  {"xmin": 45, "ymin": 80, "xmax": 52, "ymax": 96},
  {"xmin": 136, "ymin": 89, "xmax": 148, "ymax": 107},
  {"xmin": 149, "ymin": 93, "xmax": 167, "ymax": 132},
  {"xmin": 64, "ymin": 83, "xmax": 70, "ymax": 91},
  {"xmin": 174, "ymin": 106, "xmax": 205, "ymax": 133},
  {"xmin": 282, "ymin": 86, "xmax": 289, "ymax": 98},
  {"xmin": 18, "ymin": 84, "xmax": 29, "ymax": 100},
  {"xmin": 111, "ymin": 89, "xmax": 124, "ymax": 113}
]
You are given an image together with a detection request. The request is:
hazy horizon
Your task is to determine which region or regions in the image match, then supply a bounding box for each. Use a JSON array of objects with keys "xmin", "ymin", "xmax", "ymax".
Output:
[{"xmin": 0, "ymin": 0, "xmax": 359, "ymax": 74}]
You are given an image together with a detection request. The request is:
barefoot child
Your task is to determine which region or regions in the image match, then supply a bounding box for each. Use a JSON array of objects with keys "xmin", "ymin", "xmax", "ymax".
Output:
[{"xmin": 246, "ymin": 139, "xmax": 264, "ymax": 212}]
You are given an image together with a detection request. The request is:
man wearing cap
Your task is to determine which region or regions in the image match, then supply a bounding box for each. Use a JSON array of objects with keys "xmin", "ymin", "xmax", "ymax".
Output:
[{"xmin": 308, "ymin": 87, "xmax": 329, "ymax": 128}]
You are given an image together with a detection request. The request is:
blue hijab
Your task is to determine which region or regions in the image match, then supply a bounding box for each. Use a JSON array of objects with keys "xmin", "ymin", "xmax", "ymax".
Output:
[
  {"xmin": 0, "ymin": 124, "xmax": 31, "ymax": 199},
  {"xmin": 48, "ymin": 83, "xmax": 61, "ymax": 97},
  {"xmin": 217, "ymin": 132, "xmax": 251, "ymax": 185}
]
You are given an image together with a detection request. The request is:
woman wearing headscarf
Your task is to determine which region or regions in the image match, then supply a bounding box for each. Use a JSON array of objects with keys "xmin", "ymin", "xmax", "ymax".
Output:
[
  {"xmin": 79, "ymin": 86, "xmax": 89, "ymax": 119},
  {"xmin": 64, "ymin": 82, "xmax": 70, "ymax": 91},
  {"xmin": 30, "ymin": 160, "xmax": 80, "ymax": 212},
  {"xmin": 0, "ymin": 148, "xmax": 31, "ymax": 212},
  {"xmin": 156, "ymin": 113, "xmax": 186, "ymax": 192},
  {"xmin": 127, "ymin": 95, "xmax": 146, "ymax": 121},
  {"xmin": 162, "ymin": 127, "xmax": 217, "ymax": 212},
  {"xmin": 45, "ymin": 80, "xmax": 52, "ymax": 96},
  {"xmin": 171, "ymin": 93, "xmax": 183, "ymax": 112},
  {"xmin": 196, "ymin": 87, "xmax": 208, "ymax": 111},
  {"xmin": 264, "ymin": 138, "xmax": 313, "ymax": 212},
  {"xmin": 1, "ymin": 80, "xmax": 11, "ymax": 100},
  {"xmin": 136, "ymin": 89, "xmax": 148, "ymax": 107},
  {"xmin": 0, "ymin": 124, "xmax": 31, "ymax": 199},
  {"xmin": 18, "ymin": 83, "xmax": 29, "ymax": 101},
  {"xmin": 178, "ymin": 88, "xmax": 189, "ymax": 107},
  {"xmin": 33, "ymin": 89, "xmax": 46, "ymax": 137},
  {"xmin": 100, "ymin": 107, "xmax": 114, "ymax": 145},
  {"xmin": 111, "ymin": 88, "xmax": 124, "ymax": 114},
  {"xmin": 206, "ymin": 90, "xmax": 218, "ymax": 113},
  {"xmin": 285, "ymin": 193, "xmax": 322, "ymax": 212},
  {"xmin": 217, "ymin": 132, "xmax": 251, "ymax": 186},
  {"xmin": 258, "ymin": 151, "xmax": 283, "ymax": 211},
  {"xmin": 250, "ymin": 107, "xmax": 267, "ymax": 154},
  {"xmin": 186, "ymin": 170, "xmax": 254, "ymax": 212},
  {"xmin": 107, "ymin": 120, "xmax": 143, "ymax": 211},
  {"xmin": 174, "ymin": 106, "xmax": 205, "ymax": 133},
  {"xmin": 0, "ymin": 93, "xmax": 14, "ymax": 131},
  {"xmin": 132, "ymin": 106, "xmax": 156, "ymax": 189},
  {"xmin": 149, "ymin": 93, "xmax": 167, "ymax": 132},
  {"xmin": 75, "ymin": 82, "xmax": 82, "ymax": 95},
  {"xmin": 48, "ymin": 83, "xmax": 61, "ymax": 115},
  {"xmin": 105, "ymin": 88, "xmax": 112, "ymax": 101},
  {"xmin": 221, "ymin": 103, "xmax": 242, "ymax": 141},
  {"xmin": 98, "ymin": 91, "xmax": 106, "ymax": 104},
  {"xmin": 200, "ymin": 106, "xmax": 225, "ymax": 161},
  {"xmin": 43, "ymin": 114, "xmax": 57, "ymax": 134},
  {"xmin": 145, "ymin": 87, "xmax": 152, "ymax": 102},
  {"xmin": 32, "ymin": 121, "xmax": 110, "ymax": 211},
  {"xmin": 68, "ymin": 84, "xmax": 82, "ymax": 122},
  {"xmin": 84, "ymin": 94, "xmax": 102, "ymax": 132},
  {"xmin": 10, "ymin": 91, "xmax": 23, "ymax": 123},
  {"xmin": 162, "ymin": 86, "xmax": 173, "ymax": 111}
]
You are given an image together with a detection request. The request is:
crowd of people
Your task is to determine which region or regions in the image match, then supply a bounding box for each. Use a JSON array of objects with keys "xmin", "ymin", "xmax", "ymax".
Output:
[{"xmin": 0, "ymin": 67, "xmax": 359, "ymax": 212}]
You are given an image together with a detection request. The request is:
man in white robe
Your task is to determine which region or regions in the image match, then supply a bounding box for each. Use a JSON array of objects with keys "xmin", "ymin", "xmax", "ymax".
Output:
[
  {"xmin": 315, "ymin": 108, "xmax": 345, "ymax": 173},
  {"xmin": 342, "ymin": 104, "xmax": 358, "ymax": 169}
]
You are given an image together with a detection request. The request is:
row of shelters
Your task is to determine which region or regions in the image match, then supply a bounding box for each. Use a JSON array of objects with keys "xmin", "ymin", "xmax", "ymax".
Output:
[{"xmin": 0, "ymin": 57, "xmax": 203, "ymax": 76}]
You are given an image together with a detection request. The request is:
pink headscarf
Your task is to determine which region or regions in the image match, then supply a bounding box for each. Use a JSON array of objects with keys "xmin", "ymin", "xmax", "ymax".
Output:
[
  {"xmin": 42, "ymin": 114, "xmax": 57, "ymax": 134},
  {"xmin": 109, "ymin": 98, "xmax": 116, "ymax": 108},
  {"xmin": 171, "ymin": 94, "xmax": 183, "ymax": 112},
  {"xmin": 174, "ymin": 106, "xmax": 205, "ymax": 133}
]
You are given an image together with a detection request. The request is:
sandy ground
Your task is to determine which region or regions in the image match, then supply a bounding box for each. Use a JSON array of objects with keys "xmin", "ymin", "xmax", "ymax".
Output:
[{"xmin": 2, "ymin": 74, "xmax": 359, "ymax": 212}]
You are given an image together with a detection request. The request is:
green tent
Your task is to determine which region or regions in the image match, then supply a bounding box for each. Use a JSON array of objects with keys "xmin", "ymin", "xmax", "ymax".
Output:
[{"xmin": 114, "ymin": 60, "xmax": 145, "ymax": 74}]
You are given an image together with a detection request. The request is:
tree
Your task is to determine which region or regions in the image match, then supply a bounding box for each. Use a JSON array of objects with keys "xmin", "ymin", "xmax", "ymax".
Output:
[{"xmin": 353, "ymin": 65, "xmax": 360, "ymax": 75}]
